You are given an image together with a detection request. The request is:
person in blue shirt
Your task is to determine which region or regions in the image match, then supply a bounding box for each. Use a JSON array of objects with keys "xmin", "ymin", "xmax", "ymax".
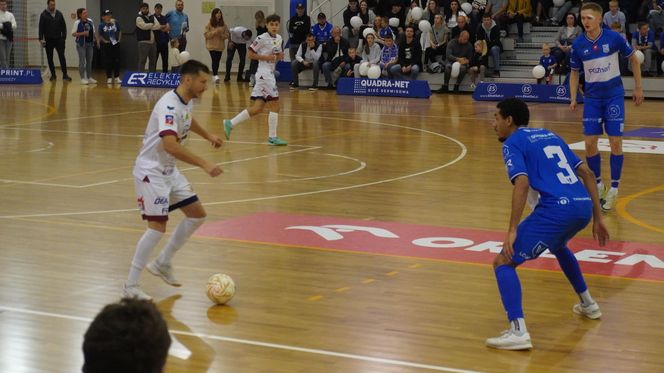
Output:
[
  {"xmin": 379, "ymin": 30, "xmax": 398, "ymax": 77},
  {"xmin": 166, "ymin": 0, "xmax": 189, "ymax": 51},
  {"xmin": 97, "ymin": 10, "xmax": 122, "ymax": 84},
  {"xmin": 631, "ymin": 22, "xmax": 655, "ymax": 76},
  {"xmin": 569, "ymin": 2, "xmax": 644, "ymax": 212},
  {"xmin": 311, "ymin": 12, "xmax": 333, "ymax": 44},
  {"xmin": 486, "ymin": 98, "xmax": 609, "ymax": 350},
  {"xmin": 539, "ymin": 42, "xmax": 557, "ymax": 84}
]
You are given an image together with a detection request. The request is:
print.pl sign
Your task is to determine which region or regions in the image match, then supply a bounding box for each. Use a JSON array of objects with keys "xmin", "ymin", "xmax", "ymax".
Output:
[
  {"xmin": 0, "ymin": 69, "xmax": 42, "ymax": 84},
  {"xmin": 197, "ymin": 212, "xmax": 664, "ymax": 281}
]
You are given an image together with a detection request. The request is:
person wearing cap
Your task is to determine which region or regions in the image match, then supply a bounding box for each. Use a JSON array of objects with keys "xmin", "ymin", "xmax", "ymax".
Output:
[
  {"xmin": 166, "ymin": 0, "xmax": 189, "ymax": 51},
  {"xmin": 38, "ymin": 0, "xmax": 71, "ymax": 81},
  {"xmin": 153, "ymin": 3, "xmax": 171, "ymax": 73},
  {"xmin": 225, "ymin": 26, "xmax": 252, "ymax": 81},
  {"xmin": 311, "ymin": 12, "xmax": 333, "ymax": 44},
  {"xmin": 287, "ymin": 2, "xmax": 311, "ymax": 61},
  {"xmin": 378, "ymin": 29, "xmax": 398, "ymax": 77},
  {"xmin": 97, "ymin": 9, "xmax": 122, "ymax": 84},
  {"xmin": 136, "ymin": 2, "xmax": 162, "ymax": 72}
]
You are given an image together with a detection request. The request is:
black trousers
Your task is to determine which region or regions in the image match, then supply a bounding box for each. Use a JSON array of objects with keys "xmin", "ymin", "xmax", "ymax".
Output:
[
  {"xmin": 209, "ymin": 50, "xmax": 223, "ymax": 76},
  {"xmin": 156, "ymin": 42, "xmax": 169, "ymax": 73},
  {"xmin": 45, "ymin": 38, "xmax": 68, "ymax": 76},
  {"xmin": 101, "ymin": 43, "xmax": 121, "ymax": 78},
  {"xmin": 225, "ymin": 43, "xmax": 247, "ymax": 80}
]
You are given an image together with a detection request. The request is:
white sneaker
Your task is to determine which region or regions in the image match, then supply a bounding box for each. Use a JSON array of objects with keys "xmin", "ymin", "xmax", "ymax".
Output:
[
  {"xmin": 106, "ymin": 78, "xmax": 113, "ymax": 84},
  {"xmin": 573, "ymin": 301, "xmax": 602, "ymax": 319},
  {"xmin": 88, "ymin": 77, "xmax": 97, "ymax": 84},
  {"xmin": 486, "ymin": 330, "xmax": 533, "ymax": 350},
  {"xmin": 214, "ymin": 75, "xmax": 220, "ymax": 84},
  {"xmin": 147, "ymin": 260, "xmax": 182, "ymax": 287},
  {"xmin": 81, "ymin": 78, "xmax": 89, "ymax": 85},
  {"xmin": 601, "ymin": 188, "xmax": 618, "ymax": 212},
  {"xmin": 114, "ymin": 77, "xmax": 122, "ymax": 84},
  {"xmin": 122, "ymin": 284, "xmax": 152, "ymax": 301}
]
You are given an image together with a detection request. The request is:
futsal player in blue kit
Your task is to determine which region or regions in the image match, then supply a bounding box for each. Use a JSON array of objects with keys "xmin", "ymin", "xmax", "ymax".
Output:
[
  {"xmin": 569, "ymin": 2, "xmax": 644, "ymax": 212},
  {"xmin": 486, "ymin": 98, "xmax": 610, "ymax": 350}
]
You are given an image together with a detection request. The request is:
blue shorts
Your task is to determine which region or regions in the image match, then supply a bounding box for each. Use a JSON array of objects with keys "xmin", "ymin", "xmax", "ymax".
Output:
[
  {"xmin": 582, "ymin": 96, "xmax": 625, "ymax": 136},
  {"xmin": 510, "ymin": 205, "xmax": 591, "ymax": 266}
]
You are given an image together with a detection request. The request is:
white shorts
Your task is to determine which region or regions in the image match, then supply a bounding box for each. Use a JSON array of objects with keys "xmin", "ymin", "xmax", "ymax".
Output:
[
  {"xmin": 133, "ymin": 170, "xmax": 197, "ymax": 221},
  {"xmin": 251, "ymin": 71, "xmax": 279, "ymax": 101}
]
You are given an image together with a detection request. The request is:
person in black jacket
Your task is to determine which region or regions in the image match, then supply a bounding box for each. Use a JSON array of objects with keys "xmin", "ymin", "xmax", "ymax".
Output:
[
  {"xmin": 469, "ymin": 39, "xmax": 489, "ymax": 87},
  {"xmin": 475, "ymin": 13, "xmax": 502, "ymax": 77},
  {"xmin": 287, "ymin": 3, "xmax": 311, "ymax": 61},
  {"xmin": 390, "ymin": 25, "xmax": 422, "ymax": 79},
  {"xmin": 321, "ymin": 26, "xmax": 349, "ymax": 88},
  {"xmin": 342, "ymin": 0, "xmax": 360, "ymax": 40},
  {"xmin": 39, "ymin": 0, "xmax": 71, "ymax": 81}
]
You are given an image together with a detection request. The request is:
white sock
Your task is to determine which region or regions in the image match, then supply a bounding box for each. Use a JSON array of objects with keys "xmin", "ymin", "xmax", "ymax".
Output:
[
  {"xmin": 156, "ymin": 217, "xmax": 205, "ymax": 266},
  {"xmin": 268, "ymin": 112, "xmax": 278, "ymax": 138},
  {"xmin": 579, "ymin": 290, "xmax": 595, "ymax": 306},
  {"xmin": 510, "ymin": 318, "xmax": 528, "ymax": 335},
  {"xmin": 231, "ymin": 109, "xmax": 250, "ymax": 127},
  {"xmin": 127, "ymin": 228, "xmax": 164, "ymax": 286}
]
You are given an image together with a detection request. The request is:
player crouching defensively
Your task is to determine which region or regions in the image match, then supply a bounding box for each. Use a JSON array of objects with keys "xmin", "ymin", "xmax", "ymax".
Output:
[
  {"xmin": 223, "ymin": 14, "xmax": 288, "ymax": 146},
  {"xmin": 487, "ymin": 98, "xmax": 609, "ymax": 350},
  {"xmin": 125, "ymin": 60, "xmax": 224, "ymax": 301}
]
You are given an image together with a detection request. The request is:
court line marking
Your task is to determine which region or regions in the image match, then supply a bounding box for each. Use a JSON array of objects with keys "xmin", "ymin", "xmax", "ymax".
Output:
[
  {"xmin": 616, "ymin": 184, "xmax": 664, "ymax": 235},
  {"xmin": 0, "ymin": 306, "xmax": 485, "ymax": 373}
]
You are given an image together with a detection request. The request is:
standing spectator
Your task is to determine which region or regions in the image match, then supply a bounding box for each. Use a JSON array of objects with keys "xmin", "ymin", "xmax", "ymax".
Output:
[
  {"xmin": 169, "ymin": 38, "xmax": 182, "ymax": 72},
  {"xmin": 379, "ymin": 31, "xmax": 399, "ymax": 77},
  {"xmin": 0, "ymin": 0, "xmax": 15, "ymax": 68},
  {"xmin": 225, "ymin": 26, "xmax": 252, "ymax": 82},
  {"xmin": 391, "ymin": 25, "xmax": 422, "ymax": 79},
  {"xmin": 166, "ymin": 0, "xmax": 189, "ymax": 51},
  {"xmin": 39, "ymin": 0, "xmax": 71, "ymax": 81},
  {"xmin": 552, "ymin": 12, "xmax": 582, "ymax": 74},
  {"xmin": 248, "ymin": 11, "xmax": 267, "ymax": 86},
  {"xmin": 424, "ymin": 14, "xmax": 449, "ymax": 69},
  {"xmin": 72, "ymin": 8, "xmax": 96, "ymax": 84},
  {"xmin": 499, "ymin": 0, "xmax": 532, "ymax": 42},
  {"xmin": 136, "ymin": 3, "xmax": 161, "ymax": 72},
  {"xmin": 437, "ymin": 30, "xmax": 474, "ymax": 93},
  {"xmin": 204, "ymin": 8, "xmax": 229, "ymax": 84},
  {"xmin": 153, "ymin": 4, "xmax": 171, "ymax": 73},
  {"xmin": 631, "ymin": 22, "xmax": 655, "ymax": 76},
  {"xmin": 468, "ymin": 39, "xmax": 488, "ymax": 87},
  {"xmin": 312, "ymin": 12, "xmax": 334, "ymax": 44},
  {"xmin": 342, "ymin": 0, "xmax": 361, "ymax": 40},
  {"xmin": 287, "ymin": 3, "xmax": 311, "ymax": 61},
  {"xmin": 355, "ymin": 32, "xmax": 381, "ymax": 76},
  {"xmin": 476, "ymin": 13, "xmax": 502, "ymax": 77},
  {"xmin": 290, "ymin": 33, "xmax": 322, "ymax": 90},
  {"xmin": 602, "ymin": 1, "xmax": 626, "ymax": 35},
  {"xmin": 97, "ymin": 10, "xmax": 122, "ymax": 84},
  {"xmin": 321, "ymin": 26, "xmax": 349, "ymax": 88}
]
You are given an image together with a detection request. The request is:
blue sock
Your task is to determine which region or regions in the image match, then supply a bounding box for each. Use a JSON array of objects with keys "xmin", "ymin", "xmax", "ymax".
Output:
[
  {"xmin": 586, "ymin": 154, "xmax": 601, "ymax": 184},
  {"xmin": 610, "ymin": 154, "xmax": 624, "ymax": 188},
  {"xmin": 555, "ymin": 247, "xmax": 588, "ymax": 294},
  {"xmin": 495, "ymin": 265, "xmax": 523, "ymax": 320}
]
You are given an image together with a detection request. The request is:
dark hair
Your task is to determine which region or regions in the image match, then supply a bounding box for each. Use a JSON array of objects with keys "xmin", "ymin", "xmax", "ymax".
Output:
[
  {"xmin": 82, "ymin": 298, "xmax": 171, "ymax": 373},
  {"xmin": 306, "ymin": 32, "xmax": 315, "ymax": 39},
  {"xmin": 76, "ymin": 8, "xmax": 85, "ymax": 19},
  {"xmin": 155, "ymin": 3, "xmax": 163, "ymax": 9},
  {"xmin": 565, "ymin": 12, "xmax": 577, "ymax": 24},
  {"xmin": 637, "ymin": 21, "xmax": 648, "ymax": 29},
  {"xmin": 140, "ymin": 2, "xmax": 149, "ymax": 9},
  {"xmin": 180, "ymin": 59, "xmax": 211, "ymax": 76},
  {"xmin": 46, "ymin": 0, "xmax": 55, "ymax": 4},
  {"xmin": 266, "ymin": 13, "xmax": 281, "ymax": 24},
  {"xmin": 483, "ymin": 13, "xmax": 492, "ymax": 19},
  {"xmin": 241, "ymin": 29, "xmax": 253, "ymax": 39},
  {"xmin": 210, "ymin": 8, "xmax": 225, "ymax": 27},
  {"xmin": 497, "ymin": 98, "xmax": 530, "ymax": 127}
]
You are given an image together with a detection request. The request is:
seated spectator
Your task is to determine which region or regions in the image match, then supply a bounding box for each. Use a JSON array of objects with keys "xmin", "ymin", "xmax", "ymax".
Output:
[
  {"xmin": 322, "ymin": 26, "xmax": 350, "ymax": 88},
  {"xmin": 487, "ymin": 0, "xmax": 508, "ymax": 29},
  {"xmin": 437, "ymin": 30, "xmax": 474, "ymax": 93},
  {"xmin": 552, "ymin": 12, "xmax": 581, "ymax": 74},
  {"xmin": 355, "ymin": 32, "xmax": 381, "ymax": 76},
  {"xmin": 648, "ymin": 0, "xmax": 664, "ymax": 37},
  {"xmin": 405, "ymin": 0, "xmax": 423, "ymax": 28},
  {"xmin": 425, "ymin": 14, "xmax": 450, "ymax": 69},
  {"xmin": 609, "ymin": 21, "xmax": 629, "ymax": 75},
  {"xmin": 469, "ymin": 39, "xmax": 489, "ymax": 87},
  {"xmin": 603, "ymin": 1, "xmax": 626, "ymax": 35},
  {"xmin": 287, "ymin": 2, "xmax": 311, "ymax": 61},
  {"xmin": 391, "ymin": 25, "xmax": 422, "ymax": 79},
  {"xmin": 631, "ymin": 22, "xmax": 655, "ymax": 76},
  {"xmin": 538, "ymin": 42, "xmax": 557, "ymax": 84},
  {"xmin": 169, "ymin": 38, "xmax": 183, "ymax": 72},
  {"xmin": 423, "ymin": 0, "xmax": 443, "ymax": 24},
  {"xmin": 468, "ymin": 0, "xmax": 488, "ymax": 30},
  {"xmin": 376, "ymin": 16, "xmax": 394, "ymax": 46},
  {"xmin": 499, "ymin": 0, "xmax": 532, "ymax": 42},
  {"xmin": 82, "ymin": 298, "xmax": 171, "ymax": 373},
  {"xmin": 312, "ymin": 12, "xmax": 333, "ymax": 44},
  {"xmin": 359, "ymin": 0, "xmax": 376, "ymax": 26},
  {"xmin": 476, "ymin": 13, "xmax": 502, "ymax": 77},
  {"xmin": 386, "ymin": 2, "xmax": 407, "ymax": 33},
  {"xmin": 547, "ymin": 0, "xmax": 576, "ymax": 26},
  {"xmin": 342, "ymin": 0, "xmax": 361, "ymax": 40},
  {"xmin": 225, "ymin": 26, "xmax": 252, "ymax": 82},
  {"xmin": 290, "ymin": 33, "xmax": 323, "ymax": 89},
  {"xmin": 446, "ymin": 1, "xmax": 468, "ymax": 28},
  {"xmin": 451, "ymin": 14, "xmax": 474, "ymax": 41},
  {"xmin": 532, "ymin": 0, "xmax": 553, "ymax": 26},
  {"xmin": 379, "ymin": 31, "xmax": 399, "ymax": 77},
  {"xmin": 658, "ymin": 28, "xmax": 664, "ymax": 75},
  {"xmin": 330, "ymin": 47, "xmax": 362, "ymax": 86}
]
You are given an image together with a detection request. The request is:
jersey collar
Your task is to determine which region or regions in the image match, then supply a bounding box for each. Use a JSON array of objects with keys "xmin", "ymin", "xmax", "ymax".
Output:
[
  {"xmin": 173, "ymin": 89, "xmax": 188, "ymax": 105},
  {"xmin": 584, "ymin": 28, "xmax": 603, "ymax": 44}
]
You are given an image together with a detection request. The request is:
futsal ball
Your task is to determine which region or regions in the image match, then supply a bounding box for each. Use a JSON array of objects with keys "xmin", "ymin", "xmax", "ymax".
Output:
[
  {"xmin": 359, "ymin": 61, "xmax": 370, "ymax": 76},
  {"xmin": 634, "ymin": 50, "xmax": 644, "ymax": 65},
  {"xmin": 411, "ymin": 7, "xmax": 423, "ymax": 21},
  {"xmin": 553, "ymin": 0, "xmax": 565, "ymax": 6},
  {"xmin": 461, "ymin": 2, "xmax": 473, "ymax": 14},
  {"xmin": 362, "ymin": 27, "xmax": 375, "ymax": 38},
  {"xmin": 179, "ymin": 51, "xmax": 191, "ymax": 63},
  {"xmin": 367, "ymin": 65, "xmax": 381, "ymax": 79},
  {"xmin": 451, "ymin": 61, "xmax": 461, "ymax": 78},
  {"xmin": 532, "ymin": 64, "xmax": 546, "ymax": 79},
  {"xmin": 206, "ymin": 273, "xmax": 235, "ymax": 305},
  {"xmin": 350, "ymin": 15, "xmax": 362, "ymax": 29},
  {"xmin": 418, "ymin": 20, "xmax": 431, "ymax": 33},
  {"xmin": 389, "ymin": 17, "xmax": 400, "ymax": 28}
]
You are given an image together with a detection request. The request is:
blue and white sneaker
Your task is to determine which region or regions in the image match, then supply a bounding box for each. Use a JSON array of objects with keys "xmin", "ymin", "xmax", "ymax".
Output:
[{"xmin": 268, "ymin": 136, "xmax": 288, "ymax": 146}]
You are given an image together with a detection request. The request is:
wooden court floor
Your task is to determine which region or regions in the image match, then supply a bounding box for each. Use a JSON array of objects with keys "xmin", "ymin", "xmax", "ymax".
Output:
[{"xmin": 0, "ymin": 78, "xmax": 663, "ymax": 372}]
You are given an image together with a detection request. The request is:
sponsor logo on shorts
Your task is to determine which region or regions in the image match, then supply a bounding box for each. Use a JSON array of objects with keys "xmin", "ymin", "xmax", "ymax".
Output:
[{"xmin": 154, "ymin": 197, "xmax": 168, "ymax": 205}]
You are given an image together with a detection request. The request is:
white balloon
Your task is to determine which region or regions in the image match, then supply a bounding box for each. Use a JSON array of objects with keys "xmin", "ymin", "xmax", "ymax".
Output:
[
  {"xmin": 367, "ymin": 65, "xmax": 381, "ymax": 79},
  {"xmin": 532, "ymin": 65, "xmax": 546, "ymax": 79},
  {"xmin": 179, "ymin": 51, "xmax": 191, "ymax": 63},
  {"xmin": 418, "ymin": 20, "xmax": 431, "ymax": 33},
  {"xmin": 350, "ymin": 16, "xmax": 362, "ymax": 29},
  {"xmin": 359, "ymin": 62, "xmax": 370, "ymax": 76},
  {"xmin": 389, "ymin": 17, "xmax": 400, "ymax": 27},
  {"xmin": 635, "ymin": 50, "xmax": 645, "ymax": 65},
  {"xmin": 553, "ymin": 0, "xmax": 565, "ymax": 6},
  {"xmin": 363, "ymin": 27, "xmax": 375, "ymax": 38},
  {"xmin": 461, "ymin": 2, "xmax": 473, "ymax": 14},
  {"xmin": 411, "ymin": 7, "xmax": 423, "ymax": 21},
  {"xmin": 451, "ymin": 62, "xmax": 461, "ymax": 78}
]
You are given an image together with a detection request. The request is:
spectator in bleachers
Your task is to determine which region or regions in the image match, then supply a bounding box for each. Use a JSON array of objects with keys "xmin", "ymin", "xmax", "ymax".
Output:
[
  {"xmin": 423, "ymin": 0, "xmax": 443, "ymax": 24},
  {"xmin": 360, "ymin": 0, "xmax": 377, "ymax": 25},
  {"xmin": 538, "ymin": 42, "xmax": 557, "ymax": 84},
  {"xmin": 204, "ymin": 8, "xmax": 229, "ymax": 84},
  {"xmin": 153, "ymin": 4, "xmax": 170, "ymax": 73},
  {"xmin": 166, "ymin": 0, "xmax": 189, "ymax": 51},
  {"xmin": 334, "ymin": 46, "xmax": 363, "ymax": 83},
  {"xmin": 468, "ymin": 0, "xmax": 488, "ymax": 30},
  {"xmin": 225, "ymin": 26, "xmax": 252, "ymax": 82},
  {"xmin": 531, "ymin": 0, "xmax": 553, "ymax": 26},
  {"xmin": 288, "ymin": 3, "xmax": 311, "ymax": 61},
  {"xmin": 322, "ymin": 26, "xmax": 349, "ymax": 88},
  {"xmin": 648, "ymin": 0, "xmax": 664, "ymax": 37},
  {"xmin": 379, "ymin": 30, "xmax": 399, "ymax": 77},
  {"xmin": 603, "ymin": 1, "xmax": 626, "ymax": 35},
  {"xmin": 82, "ymin": 298, "xmax": 171, "ymax": 373},
  {"xmin": 609, "ymin": 21, "xmax": 629, "ymax": 75},
  {"xmin": 386, "ymin": 2, "xmax": 407, "ymax": 33},
  {"xmin": 548, "ymin": 0, "xmax": 577, "ymax": 26},
  {"xmin": 446, "ymin": 1, "xmax": 469, "ymax": 28},
  {"xmin": 0, "ymin": 0, "xmax": 15, "ymax": 68},
  {"xmin": 312, "ymin": 12, "xmax": 334, "ymax": 44},
  {"xmin": 631, "ymin": 22, "xmax": 655, "ymax": 76},
  {"xmin": 500, "ymin": 0, "xmax": 532, "ymax": 42},
  {"xmin": 248, "ymin": 11, "xmax": 267, "ymax": 86},
  {"xmin": 476, "ymin": 13, "xmax": 502, "ymax": 77},
  {"xmin": 391, "ymin": 25, "xmax": 422, "ymax": 79},
  {"xmin": 552, "ymin": 12, "xmax": 582, "ymax": 74},
  {"xmin": 657, "ymin": 28, "xmax": 664, "ymax": 75},
  {"xmin": 405, "ymin": 0, "xmax": 423, "ymax": 28},
  {"xmin": 72, "ymin": 8, "xmax": 96, "ymax": 84},
  {"xmin": 290, "ymin": 33, "xmax": 322, "ymax": 90},
  {"xmin": 39, "ymin": 0, "xmax": 71, "ymax": 81},
  {"xmin": 437, "ymin": 30, "xmax": 474, "ymax": 93},
  {"xmin": 487, "ymin": 0, "xmax": 508, "ymax": 24},
  {"xmin": 451, "ymin": 14, "xmax": 474, "ymax": 41},
  {"xmin": 469, "ymin": 39, "xmax": 488, "ymax": 87},
  {"xmin": 97, "ymin": 10, "xmax": 122, "ymax": 84},
  {"xmin": 374, "ymin": 16, "xmax": 394, "ymax": 46},
  {"xmin": 355, "ymin": 32, "xmax": 381, "ymax": 76},
  {"xmin": 343, "ymin": 0, "xmax": 361, "ymax": 40},
  {"xmin": 424, "ymin": 14, "xmax": 449, "ymax": 69},
  {"xmin": 136, "ymin": 3, "xmax": 161, "ymax": 73}
]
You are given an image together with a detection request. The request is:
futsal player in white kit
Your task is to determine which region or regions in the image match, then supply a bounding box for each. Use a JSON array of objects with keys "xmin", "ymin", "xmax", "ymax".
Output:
[
  {"xmin": 223, "ymin": 13, "xmax": 288, "ymax": 146},
  {"xmin": 124, "ymin": 59, "xmax": 223, "ymax": 300}
]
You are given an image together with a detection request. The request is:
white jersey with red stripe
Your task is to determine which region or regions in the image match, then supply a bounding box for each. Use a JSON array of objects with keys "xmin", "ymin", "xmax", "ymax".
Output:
[{"xmin": 133, "ymin": 89, "xmax": 193, "ymax": 179}]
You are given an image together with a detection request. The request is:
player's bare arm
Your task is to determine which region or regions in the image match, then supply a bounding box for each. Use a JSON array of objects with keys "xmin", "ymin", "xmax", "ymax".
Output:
[
  {"xmin": 628, "ymin": 53, "xmax": 644, "ymax": 105},
  {"xmin": 161, "ymin": 135, "xmax": 222, "ymax": 176},
  {"xmin": 569, "ymin": 69, "xmax": 579, "ymax": 111},
  {"xmin": 576, "ymin": 164, "xmax": 609, "ymax": 246},
  {"xmin": 503, "ymin": 175, "xmax": 529, "ymax": 259},
  {"xmin": 190, "ymin": 118, "xmax": 223, "ymax": 148}
]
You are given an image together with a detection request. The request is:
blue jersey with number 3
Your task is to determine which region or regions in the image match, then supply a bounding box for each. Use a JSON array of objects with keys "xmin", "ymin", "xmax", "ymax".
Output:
[{"xmin": 502, "ymin": 128, "xmax": 590, "ymax": 208}]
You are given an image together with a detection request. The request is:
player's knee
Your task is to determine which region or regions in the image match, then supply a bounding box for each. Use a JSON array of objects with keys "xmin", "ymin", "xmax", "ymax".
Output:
[{"xmin": 492, "ymin": 253, "xmax": 512, "ymax": 269}]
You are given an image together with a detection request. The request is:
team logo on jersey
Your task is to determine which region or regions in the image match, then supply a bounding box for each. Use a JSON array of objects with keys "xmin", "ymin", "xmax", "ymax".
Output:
[
  {"xmin": 165, "ymin": 115, "xmax": 174, "ymax": 125},
  {"xmin": 602, "ymin": 44, "xmax": 610, "ymax": 53},
  {"xmin": 167, "ymin": 105, "xmax": 175, "ymax": 110}
]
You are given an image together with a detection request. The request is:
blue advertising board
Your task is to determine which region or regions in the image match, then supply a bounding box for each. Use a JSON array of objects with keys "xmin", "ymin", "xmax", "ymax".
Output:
[
  {"xmin": 336, "ymin": 77, "xmax": 431, "ymax": 98},
  {"xmin": 0, "ymin": 69, "xmax": 43, "ymax": 84},
  {"xmin": 121, "ymin": 71, "xmax": 180, "ymax": 88},
  {"xmin": 472, "ymin": 82, "xmax": 583, "ymax": 103}
]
